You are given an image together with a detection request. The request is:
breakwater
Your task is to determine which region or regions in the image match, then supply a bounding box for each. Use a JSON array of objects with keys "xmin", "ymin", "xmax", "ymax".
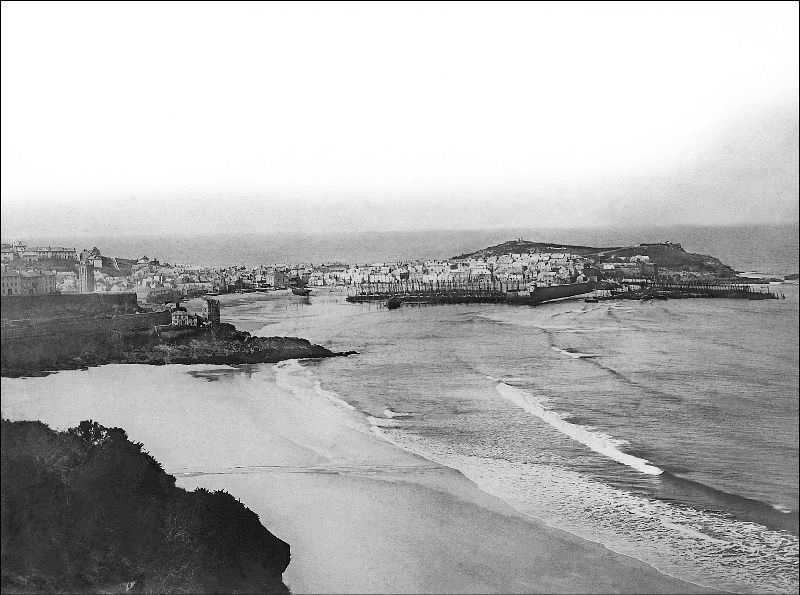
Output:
[
  {"xmin": 346, "ymin": 280, "xmax": 511, "ymax": 304},
  {"xmin": 611, "ymin": 279, "xmax": 780, "ymax": 300},
  {"xmin": 345, "ymin": 278, "xmax": 781, "ymax": 307},
  {"xmin": 345, "ymin": 280, "xmax": 594, "ymax": 305}
]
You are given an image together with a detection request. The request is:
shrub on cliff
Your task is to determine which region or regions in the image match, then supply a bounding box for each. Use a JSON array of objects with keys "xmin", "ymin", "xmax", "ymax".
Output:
[{"xmin": 1, "ymin": 419, "xmax": 290, "ymax": 594}]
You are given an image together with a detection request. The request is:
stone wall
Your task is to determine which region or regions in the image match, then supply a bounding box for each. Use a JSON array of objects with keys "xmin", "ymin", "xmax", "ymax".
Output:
[
  {"xmin": 1, "ymin": 293, "xmax": 139, "ymax": 322},
  {"xmin": 1, "ymin": 310, "xmax": 170, "ymax": 372},
  {"xmin": 532, "ymin": 282, "xmax": 594, "ymax": 304}
]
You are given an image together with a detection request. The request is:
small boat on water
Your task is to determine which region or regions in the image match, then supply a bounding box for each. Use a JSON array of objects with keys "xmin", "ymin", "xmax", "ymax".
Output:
[
  {"xmin": 291, "ymin": 287, "xmax": 311, "ymax": 296},
  {"xmin": 584, "ymin": 296, "xmax": 599, "ymax": 303},
  {"xmin": 386, "ymin": 296, "xmax": 403, "ymax": 310}
]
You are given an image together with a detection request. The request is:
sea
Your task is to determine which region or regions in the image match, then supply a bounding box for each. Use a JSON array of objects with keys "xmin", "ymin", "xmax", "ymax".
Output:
[{"xmin": 3, "ymin": 224, "xmax": 799, "ymax": 592}]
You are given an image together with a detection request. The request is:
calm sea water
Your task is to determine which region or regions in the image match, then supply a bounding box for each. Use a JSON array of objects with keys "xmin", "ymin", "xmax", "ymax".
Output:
[{"xmin": 5, "ymin": 226, "xmax": 798, "ymax": 592}]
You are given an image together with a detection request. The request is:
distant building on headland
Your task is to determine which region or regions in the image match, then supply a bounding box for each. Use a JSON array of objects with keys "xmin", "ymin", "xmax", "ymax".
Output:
[
  {"xmin": 78, "ymin": 250, "xmax": 96, "ymax": 294},
  {"xmin": 0, "ymin": 243, "xmax": 77, "ymax": 263},
  {"xmin": 171, "ymin": 304, "xmax": 190, "ymax": 327},
  {"xmin": 36, "ymin": 246, "xmax": 78, "ymax": 260},
  {"xmin": 162, "ymin": 298, "xmax": 219, "ymax": 328}
]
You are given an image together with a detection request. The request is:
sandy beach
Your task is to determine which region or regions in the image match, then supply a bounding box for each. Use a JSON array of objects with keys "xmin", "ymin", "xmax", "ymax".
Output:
[{"xmin": 1, "ymin": 362, "xmax": 712, "ymax": 594}]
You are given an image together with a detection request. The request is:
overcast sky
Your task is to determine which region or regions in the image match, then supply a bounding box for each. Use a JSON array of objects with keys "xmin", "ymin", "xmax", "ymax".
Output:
[{"xmin": 1, "ymin": 1, "xmax": 798, "ymax": 237}]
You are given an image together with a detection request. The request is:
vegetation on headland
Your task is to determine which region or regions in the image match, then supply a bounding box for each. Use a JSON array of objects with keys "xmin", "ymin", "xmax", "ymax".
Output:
[
  {"xmin": 1, "ymin": 419, "xmax": 290, "ymax": 594},
  {"xmin": 1, "ymin": 322, "xmax": 356, "ymax": 378},
  {"xmin": 453, "ymin": 239, "xmax": 745, "ymax": 279},
  {"xmin": 452, "ymin": 238, "xmax": 622, "ymax": 259}
]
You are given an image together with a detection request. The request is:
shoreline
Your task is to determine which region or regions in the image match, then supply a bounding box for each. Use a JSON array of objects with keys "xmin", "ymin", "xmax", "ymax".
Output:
[
  {"xmin": 1, "ymin": 361, "xmax": 718, "ymax": 593},
  {"xmin": 369, "ymin": 420, "xmax": 722, "ymax": 594},
  {"xmin": 0, "ymin": 320, "xmax": 357, "ymax": 378}
]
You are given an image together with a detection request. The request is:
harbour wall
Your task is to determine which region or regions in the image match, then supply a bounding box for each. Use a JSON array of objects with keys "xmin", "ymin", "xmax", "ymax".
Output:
[
  {"xmin": 1, "ymin": 293, "xmax": 139, "ymax": 322},
  {"xmin": 346, "ymin": 281, "xmax": 595, "ymax": 305},
  {"xmin": 1, "ymin": 310, "xmax": 170, "ymax": 373},
  {"xmin": 532, "ymin": 282, "xmax": 595, "ymax": 304}
]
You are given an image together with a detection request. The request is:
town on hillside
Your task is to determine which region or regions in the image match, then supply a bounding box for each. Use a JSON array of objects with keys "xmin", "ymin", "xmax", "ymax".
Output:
[{"xmin": 0, "ymin": 237, "xmax": 764, "ymax": 302}]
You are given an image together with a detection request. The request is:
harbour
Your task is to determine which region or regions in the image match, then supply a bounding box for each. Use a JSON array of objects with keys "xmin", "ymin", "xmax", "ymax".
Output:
[{"xmin": 345, "ymin": 278, "xmax": 779, "ymax": 307}]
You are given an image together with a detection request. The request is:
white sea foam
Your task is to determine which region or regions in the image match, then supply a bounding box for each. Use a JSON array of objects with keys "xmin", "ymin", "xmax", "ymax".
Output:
[
  {"xmin": 314, "ymin": 379, "xmax": 356, "ymax": 410},
  {"xmin": 275, "ymin": 359, "xmax": 357, "ymax": 411},
  {"xmin": 489, "ymin": 378, "xmax": 662, "ymax": 475},
  {"xmin": 553, "ymin": 327, "xmax": 639, "ymax": 333},
  {"xmin": 367, "ymin": 415, "xmax": 400, "ymax": 428},
  {"xmin": 368, "ymin": 427, "xmax": 798, "ymax": 593},
  {"xmin": 550, "ymin": 346, "xmax": 599, "ymax": 359},
  {"xmin": 660, "ymin": 520, "xmax": 728, "ymax": 544},
  {"xmin": 383, "ymin": 408, "xmax": 412, "ymax": 418},
  {"xmin": 770, "ymin": 503, "xmax": 794, "ymax": 514}
]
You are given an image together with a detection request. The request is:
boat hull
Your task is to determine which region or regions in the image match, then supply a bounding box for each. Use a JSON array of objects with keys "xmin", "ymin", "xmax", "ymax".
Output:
[{"xmin": 506, "ymin": 282, "xmax": 595, "ymax": 305}]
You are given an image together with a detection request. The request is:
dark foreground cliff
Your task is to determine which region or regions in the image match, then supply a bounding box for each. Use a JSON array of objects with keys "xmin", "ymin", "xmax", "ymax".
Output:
[
  {"xmin": 1, "ymin": 322, "xmax": 355, "ymax": 378},
  {"xmin": 1, "ymin": 419, "xmax": 290, "ymax": 594}
]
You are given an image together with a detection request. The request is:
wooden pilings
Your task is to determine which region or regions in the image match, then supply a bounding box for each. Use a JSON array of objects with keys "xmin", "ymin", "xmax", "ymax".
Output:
[{"xmin": 345, "ymin": 280, "xmax": 510, "ymax": 304}]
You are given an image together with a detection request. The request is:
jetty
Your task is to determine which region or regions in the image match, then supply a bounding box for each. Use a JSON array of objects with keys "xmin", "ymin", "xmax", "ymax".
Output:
[
  {"xmin": 346, "ymin": 280, "xmax": 509, "ymax": 304},
  {"xmin": 345, "ymin": 278, "xmax": 780, "ymax": 307},
  {"xmin": 345, "ymin": 280, "xmax": 593, "ymax": 305},
  {"xmin": 608, "ymin": 279, "xmax": 780, "ymax": 300}
]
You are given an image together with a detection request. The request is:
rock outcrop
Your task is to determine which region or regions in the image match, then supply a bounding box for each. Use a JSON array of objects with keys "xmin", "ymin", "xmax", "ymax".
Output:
[{"xmin": 1, "ymin": 322, "xmax": 355, "ymax": 377}]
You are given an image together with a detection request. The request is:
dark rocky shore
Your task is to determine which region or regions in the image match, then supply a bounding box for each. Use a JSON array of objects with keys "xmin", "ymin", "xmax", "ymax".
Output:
[
  {"xmin": 1, "ymin": 322, "xmax": 356, "ymax": 378},
  {"xmin": 115, "ymin": 323, "xmax": 356, "ymax": 367},
  {"xmin": 1, "ymin": 419, "xmax": 291, "ymax": 594}
]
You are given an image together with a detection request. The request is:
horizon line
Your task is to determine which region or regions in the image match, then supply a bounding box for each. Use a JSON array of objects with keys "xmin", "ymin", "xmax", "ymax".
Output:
[{"xmin": 2, "ymin": 220, "xmax": 799, "ymax": 241}]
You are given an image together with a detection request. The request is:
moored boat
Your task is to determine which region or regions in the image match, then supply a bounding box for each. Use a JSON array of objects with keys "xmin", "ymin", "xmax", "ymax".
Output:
[{"xmin": 291, "ymin": 287, "xmax": 311, "ymax": 296}]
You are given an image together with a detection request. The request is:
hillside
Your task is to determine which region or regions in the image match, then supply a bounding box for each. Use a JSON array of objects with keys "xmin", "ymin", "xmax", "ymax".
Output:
[
  {"xmin": 7, "ymin": 257, "xmax": 131, "ymax": 278},
  {"xmin": 1, "ymin": 419, "xmax": 290, "ymax": 594},
  {"xmin": 452, "ymin": 239, "xmax": 622, "ymax": 259},
  {"xmin": 598, "ymin": 243, "xmax": 738, "ymax": 277},
  {"xmin": 454, "ymin": 239, "xmax": 740, "ymax": 278}
]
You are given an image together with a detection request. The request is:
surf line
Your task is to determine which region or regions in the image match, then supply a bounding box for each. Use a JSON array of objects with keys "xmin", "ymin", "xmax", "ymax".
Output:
[{"xmin": 488, "ymin": 377, "xmax": 663, "ymax": 476}]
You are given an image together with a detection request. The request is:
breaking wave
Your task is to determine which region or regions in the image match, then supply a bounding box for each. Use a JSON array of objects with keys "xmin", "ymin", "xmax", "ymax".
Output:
[
  {"xmin": 488, "ymin": 376, "xmax": 663, "ymax": 476},
  {"xmin": 383, "ymin": 408, "xmax": 413, "ymax": 418}
]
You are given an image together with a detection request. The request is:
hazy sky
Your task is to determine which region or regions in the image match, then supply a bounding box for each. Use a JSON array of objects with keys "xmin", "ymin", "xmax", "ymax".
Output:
[{"xmin": 1, "ymin": 1, "xmax": 798, "ymax": 237}]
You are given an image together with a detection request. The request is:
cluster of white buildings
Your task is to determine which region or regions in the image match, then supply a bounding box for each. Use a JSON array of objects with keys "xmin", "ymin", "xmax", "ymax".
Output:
[
  {"xmin": 201, "ymin": 250, "xmax": 600, "ymax": 290},
  {"xmin": 301, "ymin": 252, "xmax": 596, "ymax": 287},
  {"xmin": 0, "ymin": 240, "xmax": 609, "ymax": 299},
  {"xmin": 1, "ymin": 242, "xmax": 78, "ymax": 263},
  {"xmin": 129, "ymin": 256, "xmax": 217, "ymax": 299},
  {"xmin": 225, "ymin": 252, "xmax": 598, "ymax": 287}
]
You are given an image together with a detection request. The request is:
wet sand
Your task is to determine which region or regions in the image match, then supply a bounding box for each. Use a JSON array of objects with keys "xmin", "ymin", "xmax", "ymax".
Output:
[{"xmin": 1, "ymin": 363, "xmax": 714, "ymax": 593}]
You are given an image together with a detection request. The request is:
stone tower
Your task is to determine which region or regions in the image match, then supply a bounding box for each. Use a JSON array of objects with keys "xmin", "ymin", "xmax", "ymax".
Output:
[
  {"xmin": 203, "ymin": 297, "xmax": 221, "ymax": 325},
  {"xmin": 78, "ymin": 249, "xmax": 95, "ymax": 294}
]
